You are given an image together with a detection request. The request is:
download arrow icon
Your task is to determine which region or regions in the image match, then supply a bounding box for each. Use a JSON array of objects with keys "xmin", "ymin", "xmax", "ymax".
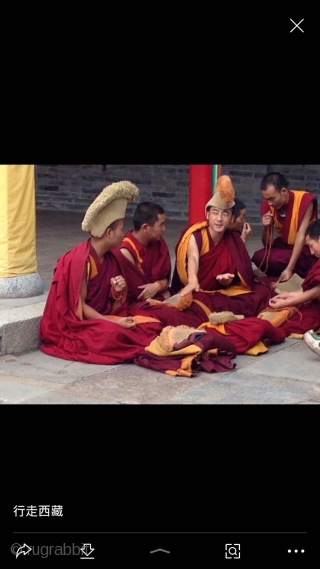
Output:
[{"xmin": 80, "ymin": 543, "xmax": 95, "ymax": 557}]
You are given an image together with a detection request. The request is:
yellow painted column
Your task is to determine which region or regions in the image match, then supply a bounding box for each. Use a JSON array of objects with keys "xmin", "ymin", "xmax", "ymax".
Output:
[{"xmin": 0, "ymin": 165, "xmax": 43, "ymax": 298}]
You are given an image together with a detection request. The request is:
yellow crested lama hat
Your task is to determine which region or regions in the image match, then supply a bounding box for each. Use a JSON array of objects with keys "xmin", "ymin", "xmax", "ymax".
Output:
[
  {"xmin": 205, "ymin": 175, "xmax": 235, "ymax": 213},
  {"xmin": 82, "ymin": 180, "xmax": 139, "ymax": 237}
]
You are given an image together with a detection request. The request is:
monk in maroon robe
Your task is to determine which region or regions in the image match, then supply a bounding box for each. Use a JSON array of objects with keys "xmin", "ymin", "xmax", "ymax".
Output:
[
  {"xmin": 113, "ymin": 202, "xmax": 171, "ymax": 304},
  {"xmin": 170, "ymin": 176, "xmax": 276, "ymax": 319},
  {"xmin": 268, "ymin": 220, "xmax": 320, "ymax": 336},
  {"xmin": 39, "ymin": 232, "xmax": 164, "ymax": 365},
  {"xmin": 170, "ymin": 223, "xmax": 273, "ymax": 318},
  {"xmin": 40, "ymin": 181, "xmax": 164, "ymax": 365},
  {"xmin": 251, "ymin": 172, "xmax": 318, "ymax": 280}
]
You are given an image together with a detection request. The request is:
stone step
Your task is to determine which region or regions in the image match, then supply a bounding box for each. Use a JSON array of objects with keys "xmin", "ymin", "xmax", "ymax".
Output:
[{"xmin": 0, "ymin": 302, "xmax": 45, "ymax": 355}]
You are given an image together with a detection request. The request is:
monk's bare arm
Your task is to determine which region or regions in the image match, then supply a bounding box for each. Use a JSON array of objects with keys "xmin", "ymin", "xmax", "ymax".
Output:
[
  {"xmin": 186, "ymin": 235, "xmax": 200, "ymax": 283},
  {"xmin": 287, "ymin": 203, "xmax": 313, "ymax": 271},
  {"xmin": 120, "ymin": 248, "xmax": 135, "ymax": 264},
  {"xmin": 156, "ymin": 278, "xmax": 169, "ymax": 291},
  {"xmin": 179, "ymin": 235, "xmax": 200, "ymax": 296},
  {"xmin": 269, "ymin": 284, "xmax": 320, "ymax": 308},
  {"xmin": 286, "ymin": 284, "xmax": 320, "ymax": 305},
  {"xmin": 278, "ymin": 203, "xmax": 314, "ymax": 282}
]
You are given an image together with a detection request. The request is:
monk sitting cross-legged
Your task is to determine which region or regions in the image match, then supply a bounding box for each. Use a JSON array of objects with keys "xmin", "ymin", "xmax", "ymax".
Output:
[
  {"xmin": 113, "ymin": 201, "xmax": 172, "ymax": 304},
  {"xmin": 169, "ymin": 175, "xmax": 274, "ymax": 319},
  {"xmin": 267, "ymin": 219, "xmax": 320, "ymax": 336},
  {"xmin": 39, "ymin": 181, "xmax": 164, "ymax": 365},
  {"xmin": 251, "ymin": 171, "xmax": 318, "ymax": 282}
]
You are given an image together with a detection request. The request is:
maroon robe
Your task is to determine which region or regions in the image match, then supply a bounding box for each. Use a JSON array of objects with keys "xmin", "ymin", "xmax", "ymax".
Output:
[
  {"xmin": 133, "ymin": 317, "xmax": 286, "ymax": 376},
  {"xmin": 205, "ymin": 318, "xmax": 286, "ymax": 353},
  {"xmin": 128, "ymin": 300, "xmax": 208, "ymax": 329},
  {"xmin": 39, "ymin": 239, "xmax": 163, "ymax": 364},
  {"xmin": 133, "ymin": 332, "xmax": 237, "ymax": 376},
  {"xmin": 170, "ymin": 226, "xmax": 274, "ymax": 317},
  {"xmin": 113, "ymin": 232, "xmax": 171, "ymax": 304},
  {"xmin": 278, "ymin": 258, "xmax": 320, "ymax": 335},
  {"xmin": 251, "ymin": 190, "xmax": 318, "ymax": 277}
]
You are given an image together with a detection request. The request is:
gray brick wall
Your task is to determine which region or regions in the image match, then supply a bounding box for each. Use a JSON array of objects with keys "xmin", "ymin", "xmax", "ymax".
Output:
[{"xmin": 35, "ymin": 164, "xmax": 320, "ymax": 224}]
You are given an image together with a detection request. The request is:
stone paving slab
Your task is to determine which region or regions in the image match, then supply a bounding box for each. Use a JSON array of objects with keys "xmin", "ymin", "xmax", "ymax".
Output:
[
  {"xmin": 231, "ymin": 338, "xmax": 300, "ymax": 370},
  {"xmin": 5, "ymin": 350, "xmax": 119, "ymax": 375},
  {"xmin": 20, "ymin": 392, "xmax": 117, "ymax": 405},
  {"xmin": 0, "ymin": 374, "xmax": 63, "ymax": 404},
  {"xmin": 0, "ymin": 360, "xmax": 76, "ymax": 385},
  {"xmin": 164, "ymin": 372, "xmax": 320, "ymax": 404},
  {"xmin": 237, "ymin": 340, "xmax": 320, "ymax": 383},
  {"xmin": 47, "ymin": 365, "xmax": 216, "ymax": 405}
]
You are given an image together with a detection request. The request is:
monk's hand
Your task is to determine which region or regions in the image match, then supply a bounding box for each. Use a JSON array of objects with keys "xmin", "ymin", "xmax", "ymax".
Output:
[
  {"xmin": 241, "ymin": 222, "xmax": 252, "ymax": 241},
  {"xmin": 216, "ymin": 273, "xmax": 234, "ymax": 286},
  {"xmin": 117, "ymin": 317, "xmax": 136, "ymax": 329},
  {"xmin": 111, "ymin": 275, "xmax": 126, "ymax": 292},
  {"xmin": 270, "ymin": 281, "xmax": 278, "ymax": 290},
  {"xmin": 277, "ymin": 268, "xmax": 293, "ymax": 283},
  {"xmin": 274, "ymin": 293, "xmax": 296, "ymax": 300},
  {"xmin": 262, "ymin": 212, "xmax": 273, "ymax": 228},
  {"xmin": 269, "ymin": 297, "xmax": 287, "ymax": 309},
  {"xmin": 137, "ymin": 283, "xmax": 159, "ymax": 300},
  {"xmin": 179, "ymin": 281, "xmax": 200, "ymax": 296}
]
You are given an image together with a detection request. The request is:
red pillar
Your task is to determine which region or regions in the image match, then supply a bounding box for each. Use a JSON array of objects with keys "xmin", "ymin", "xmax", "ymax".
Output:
[{"xmin": 188, "ymin": 165, "xmax": 212, "ymax": 225}]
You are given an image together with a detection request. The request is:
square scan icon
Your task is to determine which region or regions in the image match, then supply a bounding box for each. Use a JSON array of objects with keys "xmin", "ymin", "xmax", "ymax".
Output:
[{"xmin": 225, "ymin": 543, "xmax": 241, "ymax": 559}]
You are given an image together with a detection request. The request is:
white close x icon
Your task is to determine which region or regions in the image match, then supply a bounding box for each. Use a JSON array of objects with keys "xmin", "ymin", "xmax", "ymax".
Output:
[{"xmin": 290, "ymin": 18, "xmax": 304, "ymax": 33}]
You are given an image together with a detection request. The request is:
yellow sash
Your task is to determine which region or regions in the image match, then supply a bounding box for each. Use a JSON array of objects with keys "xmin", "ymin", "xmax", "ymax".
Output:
[{"xmin": 272, "ymin": 190, "xmax": 308, "ymax": 245}]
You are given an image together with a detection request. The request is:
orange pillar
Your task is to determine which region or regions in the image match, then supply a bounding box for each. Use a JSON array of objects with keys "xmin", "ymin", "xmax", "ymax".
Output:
[{"xmin": 188, "ymin": 165, "xmax": 212, "ymax": 225}]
